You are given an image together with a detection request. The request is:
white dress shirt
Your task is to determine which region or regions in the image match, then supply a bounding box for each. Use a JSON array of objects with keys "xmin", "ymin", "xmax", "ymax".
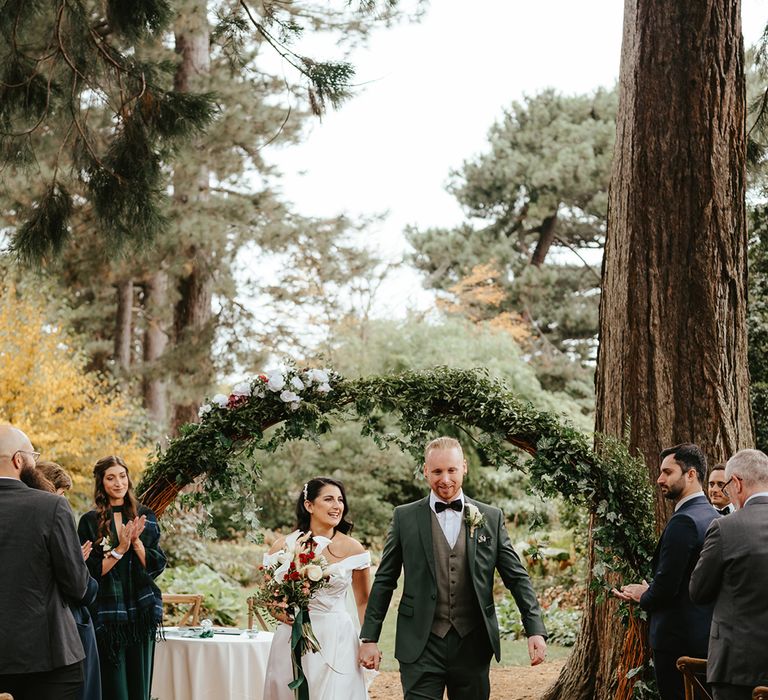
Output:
[{"xmin": 429, "ymin": 489, "xmax": 465, "ymax": 548}]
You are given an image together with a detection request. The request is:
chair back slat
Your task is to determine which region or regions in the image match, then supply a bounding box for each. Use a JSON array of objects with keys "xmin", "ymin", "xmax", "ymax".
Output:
[
  {"xmin": 676, "ymin": 657, "xmax": 711, "ymax": 700},
  {"xmin": 162, "ymin": 593, "xmax": 203, "ymax": 626}
]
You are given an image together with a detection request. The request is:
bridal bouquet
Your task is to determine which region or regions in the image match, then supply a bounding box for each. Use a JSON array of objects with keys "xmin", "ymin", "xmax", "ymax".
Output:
[{"xmin": 252, "ymin": 532, "xmax": 330, "ymax": 700}]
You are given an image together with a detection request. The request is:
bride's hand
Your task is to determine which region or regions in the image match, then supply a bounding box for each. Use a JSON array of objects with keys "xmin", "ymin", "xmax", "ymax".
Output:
[{"xmin": 267, "ymin": 604, "xmax": 293, "ymax": 625}]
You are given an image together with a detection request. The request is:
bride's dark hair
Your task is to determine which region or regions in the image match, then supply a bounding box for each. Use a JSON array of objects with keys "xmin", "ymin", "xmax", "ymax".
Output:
[{"xmin": 295, "ymin": 477, "xmax": 353, "ymax": 535}]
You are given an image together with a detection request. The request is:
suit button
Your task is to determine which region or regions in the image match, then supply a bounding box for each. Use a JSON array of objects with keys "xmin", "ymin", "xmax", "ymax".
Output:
[{"xmin": 431, "ymin": 594, "xmax": 436, "ymax": 600}]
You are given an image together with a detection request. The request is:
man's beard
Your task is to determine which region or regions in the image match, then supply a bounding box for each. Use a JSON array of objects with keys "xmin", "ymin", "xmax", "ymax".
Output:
[
  {"xmin": 662, "ymin": 481, "xmax": 684, "ymax": 501},
  {"xmin": 20, "ymin": 464, "xmax": 55, "ymax": 493}
]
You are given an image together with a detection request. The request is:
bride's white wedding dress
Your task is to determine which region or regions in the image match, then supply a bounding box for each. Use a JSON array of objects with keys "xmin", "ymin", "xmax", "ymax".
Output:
[{"xmin": 262, "ymin": 531, "xmax": 372, "ymax": 700}]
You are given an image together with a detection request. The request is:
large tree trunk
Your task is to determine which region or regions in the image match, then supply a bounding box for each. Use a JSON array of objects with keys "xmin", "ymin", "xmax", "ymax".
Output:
[
  {"xmin": 170, "ymin": 1, "xmax": 213, "ymax": 434},
  {"xmin": 114, "ymin": 279, "xmax": 133, "ymax": 370},
  {"xmin": 545, "ymin": 2, "xmax": 751, "ymax": 698},
  {"xmin": 142, "ymin": 271, "xmax": 169, "ymax": 431}
]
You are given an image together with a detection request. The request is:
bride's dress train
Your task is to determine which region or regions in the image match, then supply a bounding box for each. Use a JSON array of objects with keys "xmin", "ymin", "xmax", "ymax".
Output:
[{"xmin": 263, "ymin": 532, "xmax": 372, "ymax": 700}]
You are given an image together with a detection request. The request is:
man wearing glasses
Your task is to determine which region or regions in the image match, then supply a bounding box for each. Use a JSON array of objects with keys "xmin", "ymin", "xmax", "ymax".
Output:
[
  {"xmin": 0, "ymin": 424, "xmax": 90, "ymax": 700},
  {"xmin": 690, "ymin": 449, "xmax": 768, "ymax": 700}
]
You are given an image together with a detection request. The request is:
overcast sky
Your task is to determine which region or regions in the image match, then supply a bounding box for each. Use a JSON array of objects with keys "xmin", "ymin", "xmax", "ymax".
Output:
[{"xmin": 264, "ymin": 1, "xmax": 767, "ymax": 316}]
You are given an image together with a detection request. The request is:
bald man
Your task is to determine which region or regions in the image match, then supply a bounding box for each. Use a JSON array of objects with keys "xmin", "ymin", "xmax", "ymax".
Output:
[{"xmin": 0, "ymin": 425, "xmax": 90, "ymax": 700}]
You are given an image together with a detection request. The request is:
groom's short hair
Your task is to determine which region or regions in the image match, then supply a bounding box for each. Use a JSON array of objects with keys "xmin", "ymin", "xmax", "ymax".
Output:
[{"xmin": 425, "ymin": 436, "xmax": 464, "ymax": 461}]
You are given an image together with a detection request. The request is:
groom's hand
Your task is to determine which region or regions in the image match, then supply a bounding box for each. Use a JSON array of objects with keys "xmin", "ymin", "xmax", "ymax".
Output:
[
  {"xmin": 528, "ymin": 635, "xmax": 546, "ymax": 666},
  {"xmin": 358, "ymin": 641, "xmax": 382, "ymax": 671}
]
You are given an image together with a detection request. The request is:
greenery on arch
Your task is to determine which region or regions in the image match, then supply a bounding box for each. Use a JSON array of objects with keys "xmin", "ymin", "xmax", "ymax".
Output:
[{"xmin": 138, "ymin": 366, "xmax": 656, "ymax": 586}]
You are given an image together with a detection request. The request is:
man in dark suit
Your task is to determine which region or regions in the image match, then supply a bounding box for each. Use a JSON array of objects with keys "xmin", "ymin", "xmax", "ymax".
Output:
[
  {"xmin": 690, "ymin": 448, "xmax": 768, "ymax": 700},
  {"xmin": 358, "ymin": 436, "xmax": 547, "ymax": 700},
  {"xmin": 0, "ymin": 425, "xmax": 91, "ymax": 700},
  {"xmin": 707, "ymin": 464, "xmax": 735, "ymax": 515},
  {"xmin": 613, "ymin": 443, "xmax": 719, "ymax": 700}
]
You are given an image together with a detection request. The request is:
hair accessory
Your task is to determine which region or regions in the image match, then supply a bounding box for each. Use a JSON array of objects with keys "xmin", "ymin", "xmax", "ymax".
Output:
[{"xmin": 303, "ymin": 482, "xmax": 309, "ymax": 501}]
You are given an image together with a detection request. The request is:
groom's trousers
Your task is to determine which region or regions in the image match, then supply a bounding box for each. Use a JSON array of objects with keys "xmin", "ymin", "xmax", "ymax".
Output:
[{"xmin": 399, "ymin": 625, "xmax": 493, "ymax": 700}]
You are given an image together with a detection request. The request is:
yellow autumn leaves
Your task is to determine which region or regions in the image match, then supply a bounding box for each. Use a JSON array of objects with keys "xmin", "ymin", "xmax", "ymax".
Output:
[{"xmin": 0, "ymin": 289, "xmax": 150, "ymax": 493}]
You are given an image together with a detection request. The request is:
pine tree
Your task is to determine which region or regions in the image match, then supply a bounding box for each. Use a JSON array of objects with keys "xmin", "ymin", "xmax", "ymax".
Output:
[
  {"xmin": 1, "ymin": 1, "xmax": 407, "ymax": 436},
  {"xmin": 408, "ymin": 87, "xmax": 616, "ymax": 405}
]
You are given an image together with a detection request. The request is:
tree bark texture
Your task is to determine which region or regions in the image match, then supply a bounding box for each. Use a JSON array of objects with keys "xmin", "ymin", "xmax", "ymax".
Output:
[
  {"xmin": 142, "ymin": 272, "xmax": 169, "ymax": 432},
  {"xmin": 547, "ymin": 2, "xmax": 752, "ymax": 699},
  {"xmin": 114, "ymin": 280, "xmax": 133, "ymax": 370},
  {"xmin": 531, "ymin": 212, "xmax": 558, "ymax": 266},
  {"xmin": 170, "ymin": 0, "xmax": 213, "ymax": 434}
]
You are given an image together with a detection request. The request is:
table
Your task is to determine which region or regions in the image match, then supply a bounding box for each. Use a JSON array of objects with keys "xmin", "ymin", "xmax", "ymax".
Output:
[{"xmin": 151, "ymin": 629, "xmax": 274, "ymax": 700}]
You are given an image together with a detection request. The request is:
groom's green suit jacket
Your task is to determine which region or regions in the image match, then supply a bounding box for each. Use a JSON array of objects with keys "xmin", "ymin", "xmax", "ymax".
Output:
[{"xmin": 360, "ymin": 495, "xmax": 547, "ymax": 663}]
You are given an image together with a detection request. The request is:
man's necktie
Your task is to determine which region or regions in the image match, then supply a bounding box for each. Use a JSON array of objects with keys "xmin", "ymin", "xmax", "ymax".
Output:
[
  {"xmin": 435, "ymin": 500, "xmax": 463, "ymax": 513},
  {"xmin": 717, "ymin": 507, "xmax": 730, "ymax": 515}
]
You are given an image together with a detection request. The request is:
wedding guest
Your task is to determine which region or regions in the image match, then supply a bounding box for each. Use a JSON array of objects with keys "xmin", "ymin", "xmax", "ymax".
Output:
[
  {"xmin": 0, "ymin": 425, "xmax": 90, "ymax": 700},
  {"xmin": 78, "ymin": 456, "xmax": 166, "ymax": 700},
  {"xmin": 690, "ymin": 449, "xmax": 768, "ymax": 699},
  {"xmin": 707, "ymin": 464, "xmax": 735, "ymax": 515},
  {"xmin": 35, "ymin": 461, "xmax": 101, "ymax": 700},
  {"xmin": 612, "ymin": 443, "xmax": 719, "ymax": 700},
  {"xmin": 37, "ymin": 461, "xmax": 73, "ymax": 494}
]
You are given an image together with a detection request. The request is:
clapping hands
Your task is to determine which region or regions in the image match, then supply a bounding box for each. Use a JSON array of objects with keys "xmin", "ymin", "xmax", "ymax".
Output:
[{"xmin": 116, "ymin": 515, "xmax": 147, "ymax": 552}]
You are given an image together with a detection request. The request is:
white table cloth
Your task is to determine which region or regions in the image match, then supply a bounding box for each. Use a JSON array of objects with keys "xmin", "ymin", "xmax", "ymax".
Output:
[{"xmin": 151, "ymin": 629, "xmax": 274, "ymax": 700}]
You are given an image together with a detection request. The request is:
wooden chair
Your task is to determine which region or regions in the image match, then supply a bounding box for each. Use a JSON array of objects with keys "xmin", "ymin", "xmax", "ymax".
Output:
[
  {"xmin": 247, "ymin": 597, "xmax": 270, "ymax": 631},
  {"xmin": 676, "ymin": 657, "xmax": 711, "ymax": 700},
  {"xmin": 753, "ymin": 688, "xmax": 768, "ymax": 700},
  {"xmin": 162, "ymin": 593, "xmax": 203, "ymax": 627}
]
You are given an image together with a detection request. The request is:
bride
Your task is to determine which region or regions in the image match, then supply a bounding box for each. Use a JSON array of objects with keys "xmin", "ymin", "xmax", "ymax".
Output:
[{"xmin": 262, "ymin": 477, "xmax": 374, "ymax": 700}]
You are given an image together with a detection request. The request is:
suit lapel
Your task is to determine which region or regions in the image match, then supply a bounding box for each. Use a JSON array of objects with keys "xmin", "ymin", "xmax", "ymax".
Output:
[
  {"xmin": 418, "ymin": 497, "xmax": 437, "ymax": 583},
  {"xmin": 465, "ymin": 497, "xmax": 477, "ymax": 580}
]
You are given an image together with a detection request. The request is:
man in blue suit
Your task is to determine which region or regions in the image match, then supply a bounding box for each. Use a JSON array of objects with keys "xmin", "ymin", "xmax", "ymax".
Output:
[{"xmin": 613, "ymin": 443, "xmax": 720, "ymax": 700}]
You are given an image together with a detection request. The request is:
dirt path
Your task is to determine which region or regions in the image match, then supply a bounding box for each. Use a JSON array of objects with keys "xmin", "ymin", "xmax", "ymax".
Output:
[{"xmin": 368, "ymin": 661, "xmax": 562, "ymax": 700}]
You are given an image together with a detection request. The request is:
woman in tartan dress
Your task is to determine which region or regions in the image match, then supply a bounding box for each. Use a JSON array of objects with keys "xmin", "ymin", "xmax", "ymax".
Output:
[{"xmin": 78, "ymin": 456, "xmax": 166, "ymax": 700}]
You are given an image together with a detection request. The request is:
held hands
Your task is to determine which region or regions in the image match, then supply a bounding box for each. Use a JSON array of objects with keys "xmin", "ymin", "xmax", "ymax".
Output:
[
  {"xmin": 528, "ymin": 635, "xmax": 547, "ymax": 666},
  {"xmin": 358, "ymin": 642, "xmax": 382, "ymax": 671},
  {"xmin": 611, "ymin": 580, "xmax": 649, "ymax": 603}
]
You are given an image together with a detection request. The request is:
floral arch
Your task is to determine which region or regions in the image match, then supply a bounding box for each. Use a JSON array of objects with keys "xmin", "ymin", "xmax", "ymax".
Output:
[{"xmin": 138, "ymin": 365, "xmax": 655, "ymax": 587}]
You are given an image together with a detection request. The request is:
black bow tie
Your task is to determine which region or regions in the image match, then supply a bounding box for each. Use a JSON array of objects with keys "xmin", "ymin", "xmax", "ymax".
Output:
[
  {"xmin": 717, "ymin": 507, "xmax": 730, "ymax": 515},
  {"xmin": 435, "ymin": 500, "xmax": 463, "ymax": 513}
]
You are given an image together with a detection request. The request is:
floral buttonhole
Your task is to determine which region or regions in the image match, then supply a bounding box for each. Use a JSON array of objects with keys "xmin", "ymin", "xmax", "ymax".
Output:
[{"xmin": 465, "ymin": 504, "xmax": 486, "ymax": 538}]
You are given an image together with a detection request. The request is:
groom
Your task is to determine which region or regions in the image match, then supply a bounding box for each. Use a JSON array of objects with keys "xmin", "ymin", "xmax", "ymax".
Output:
[{"xmin": 358, "ymin": 436, "xmax": 547, "ymax": 699}]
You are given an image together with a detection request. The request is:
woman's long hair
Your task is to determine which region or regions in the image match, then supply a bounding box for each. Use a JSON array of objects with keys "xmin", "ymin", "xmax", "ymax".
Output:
[
  {"xmin": 93, "ymin": 455, "xmax": 139, "ymax": 541},
  {"xmin": 295, "ymin": 477, "xmax": 353, "ymax": 536}
]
